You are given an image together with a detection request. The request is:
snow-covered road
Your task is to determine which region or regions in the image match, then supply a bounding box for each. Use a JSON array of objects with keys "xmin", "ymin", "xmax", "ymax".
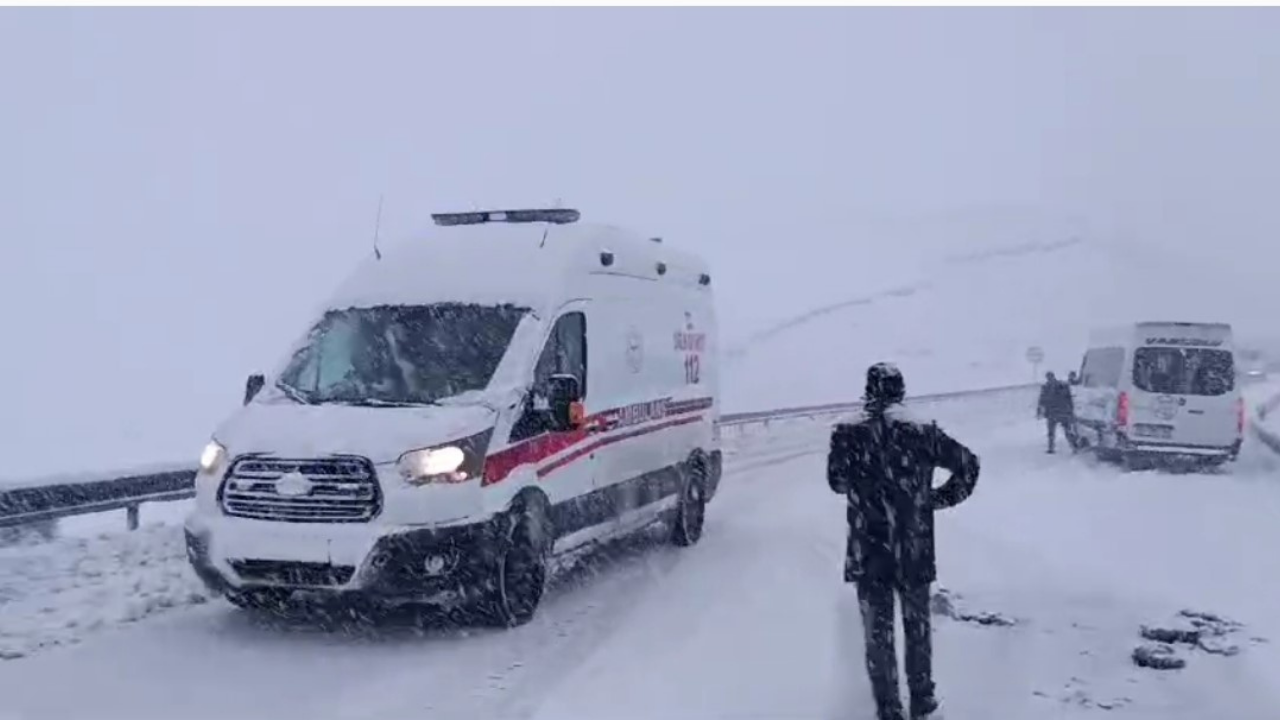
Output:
[{"xmin": 1, "ymin": 391, "xmax": 1278, "ymax": 720}]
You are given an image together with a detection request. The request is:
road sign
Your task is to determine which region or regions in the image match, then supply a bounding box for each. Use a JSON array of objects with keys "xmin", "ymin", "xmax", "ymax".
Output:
[{"xmin": 1026, "ymin": 346, "xmax": 1045, "ymax": 382}]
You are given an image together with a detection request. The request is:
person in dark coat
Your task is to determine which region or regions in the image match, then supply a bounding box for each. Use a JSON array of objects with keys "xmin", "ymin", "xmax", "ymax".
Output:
[
  {"xmin": 1037, "ymin": 371, "xmax": 1077, "ymax": 453},
  {"xmin": 827, "ymin": 363, "xmax": 981, "ymax": 720},
  {"xmin": 1062, "ymin": 373, "xmax": 1081, "ymax": 448}
]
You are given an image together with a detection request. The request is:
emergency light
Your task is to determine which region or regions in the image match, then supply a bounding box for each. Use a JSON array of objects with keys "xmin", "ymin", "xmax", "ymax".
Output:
[{"xmin": 431, "ymin": 208, "xmax": 581, "ymax": 226}]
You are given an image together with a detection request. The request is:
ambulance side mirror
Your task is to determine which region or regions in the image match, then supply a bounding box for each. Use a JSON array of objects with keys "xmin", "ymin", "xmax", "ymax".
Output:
[
  {"xmin": 244, "ymin": 373, "xmax": 266, "ymax": 406},
  {"xmin": 546, "ymin": 374, "xmax": 583, "ymax": 431}
]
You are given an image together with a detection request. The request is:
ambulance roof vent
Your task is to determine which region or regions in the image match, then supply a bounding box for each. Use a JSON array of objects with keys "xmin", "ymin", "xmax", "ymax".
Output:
[{"xmin": 431, "ymin": 208, "xmax": 581, "ymax": 227}]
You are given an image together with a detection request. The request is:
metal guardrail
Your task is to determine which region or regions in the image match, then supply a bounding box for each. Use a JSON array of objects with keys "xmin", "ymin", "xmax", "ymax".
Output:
[
  {"xmin": 0, "ymin": 383, "xmax": 1035, "ymax": 533},
  {"xmin": 0, "ymin": 468, "xmax": 197, "ymax": 531},
  {"xmin": 718, "ymin": 383, "xmax": 1036, "ymax": 427}
]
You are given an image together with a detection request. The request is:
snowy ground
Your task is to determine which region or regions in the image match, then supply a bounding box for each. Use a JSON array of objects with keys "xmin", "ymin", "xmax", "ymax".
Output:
[
  {"xmin": 926, "ymin": 421, "xmax": 1280, "ymax": 720},
  {"xmin": 1250, "ymin": 383, "xmax": 1280, "ymax": 444},
  {"xmin": 0, "ymin": 525, "xmax": 210, "ymax": 661},
  {"xmin": 1, "ymin": 389, "xmax": 1278, "ymax": 719}
]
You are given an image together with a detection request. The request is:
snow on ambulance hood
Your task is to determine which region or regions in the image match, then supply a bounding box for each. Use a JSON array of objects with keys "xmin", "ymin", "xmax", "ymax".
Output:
[{"xmin": 212, "ymin": 400, "xmax": 497, "ymax": 466}]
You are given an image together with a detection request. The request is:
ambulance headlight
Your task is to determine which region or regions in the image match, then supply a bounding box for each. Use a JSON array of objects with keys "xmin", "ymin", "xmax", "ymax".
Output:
[
  {"xmin": 399, "ymin": 446, "xmax": 465, "ymax": 483},
  {"xmin": 397, "ymin": 430, "xmax": 493, "ymax": 486},
  {"xmin": 199, "ymin": 440, "xmax": 227, "ymax": 477}
]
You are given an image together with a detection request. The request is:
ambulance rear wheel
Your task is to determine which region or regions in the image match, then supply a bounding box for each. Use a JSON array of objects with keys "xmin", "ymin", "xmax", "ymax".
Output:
[{"xmin": 671, "ymin": 462, "xmax": 707, "ymax": 547}]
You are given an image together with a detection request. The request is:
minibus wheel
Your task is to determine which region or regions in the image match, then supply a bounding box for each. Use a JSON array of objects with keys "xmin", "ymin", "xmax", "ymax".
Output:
[
  {"xmin": 226, "ymin": 588, "xmax": 294, "ymax": 614},
  {"xmin": 1120, "ymin": 453, "xmax": 1150, "ymax": 473}
]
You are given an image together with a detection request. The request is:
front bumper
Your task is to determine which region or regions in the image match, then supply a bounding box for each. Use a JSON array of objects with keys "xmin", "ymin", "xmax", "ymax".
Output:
[{"xmin": 185, "ymin": 514, "xmax": 504, "ymax": 606}]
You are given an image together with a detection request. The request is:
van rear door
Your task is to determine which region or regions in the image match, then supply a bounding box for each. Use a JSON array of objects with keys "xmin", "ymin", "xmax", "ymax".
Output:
[
  {"xmin": 1129, "ymin": 345, "xmax": 1238, "ymax": 449},
  {"xmin": 1076, "ymin": 346, "xmax": 1125, "ymax": 439}
]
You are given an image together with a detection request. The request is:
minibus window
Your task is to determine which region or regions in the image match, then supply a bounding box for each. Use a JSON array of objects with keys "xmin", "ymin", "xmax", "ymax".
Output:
[
  {"xmin": 1133, "ymin": 347, "xmax": 1234, "ymax": 396},
  {"xmin": 1081, "ymin": 347, "xmax": 1124, "ymax": 388}
]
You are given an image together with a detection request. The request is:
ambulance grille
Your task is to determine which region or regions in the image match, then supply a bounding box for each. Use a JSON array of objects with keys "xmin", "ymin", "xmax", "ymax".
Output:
[{"xmin": 219, "ymin": 456, "xmax": 381, "ymax": 523}]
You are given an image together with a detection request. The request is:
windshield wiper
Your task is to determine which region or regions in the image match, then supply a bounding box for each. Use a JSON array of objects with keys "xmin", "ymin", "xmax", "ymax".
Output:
[
  {"xmin": 328, "ymin": 398, "xmax": 440, "ymax": 408},
  {"xmin": 274, "ymin": 381, "xmax": 315, "ymax": 405}
]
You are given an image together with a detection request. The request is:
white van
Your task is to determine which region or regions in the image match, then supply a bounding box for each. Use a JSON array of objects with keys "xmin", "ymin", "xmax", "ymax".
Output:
[
  {"xmin": 1074, "ymin": 321, "xmax": 1243, "ymax": 469},
  {"xmin": 184, "ymin": 209, "xmax": 722, "ymax": 626}
]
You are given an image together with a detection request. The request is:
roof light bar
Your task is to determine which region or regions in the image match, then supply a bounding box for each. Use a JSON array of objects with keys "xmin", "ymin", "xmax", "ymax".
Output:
[{"xmin": 431, "ymin": 208, "xmax": 581, "ymax": 227}]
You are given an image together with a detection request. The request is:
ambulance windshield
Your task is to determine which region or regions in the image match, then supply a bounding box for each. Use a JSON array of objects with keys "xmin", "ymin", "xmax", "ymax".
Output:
[{"xmin": 275, "ymin": 302, "xmax": 529, "ymax": 406}]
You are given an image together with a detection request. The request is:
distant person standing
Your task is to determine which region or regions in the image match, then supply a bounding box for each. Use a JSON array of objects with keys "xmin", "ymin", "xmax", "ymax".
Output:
[
  {"xmin": 827, "ymin": 363, "xmax": 981, "ymax": 720},
  {"xmin": 1037, "ymin": 371, "xmax": 1077, "ymax": 454},
  {"xmin": 1063, "ymin": 373, "xmax": 1081, "ymax": 448}
]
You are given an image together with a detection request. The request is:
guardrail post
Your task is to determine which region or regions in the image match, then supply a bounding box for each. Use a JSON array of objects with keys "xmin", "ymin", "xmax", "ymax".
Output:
[{"xmin": 126, "ymin": 503, "xmax": 140, "ymax": 531}]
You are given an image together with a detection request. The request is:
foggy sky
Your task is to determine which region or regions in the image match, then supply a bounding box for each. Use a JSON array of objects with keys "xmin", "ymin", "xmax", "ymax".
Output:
[{"xmin": 3, "ymin": 8, "xmax": 1280, "ymax": 478}]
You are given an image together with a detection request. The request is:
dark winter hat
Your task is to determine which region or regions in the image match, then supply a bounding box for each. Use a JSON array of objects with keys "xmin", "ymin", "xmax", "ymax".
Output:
[{"xmin": 865, "ymin": 362, "xmax": 906, "ymax": 405}]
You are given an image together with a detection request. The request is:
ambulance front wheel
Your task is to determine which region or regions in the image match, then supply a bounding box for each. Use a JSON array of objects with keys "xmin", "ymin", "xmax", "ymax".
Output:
[{"xmin": 478, "ymin": 497, "xmax": 551, "ymax": 628}]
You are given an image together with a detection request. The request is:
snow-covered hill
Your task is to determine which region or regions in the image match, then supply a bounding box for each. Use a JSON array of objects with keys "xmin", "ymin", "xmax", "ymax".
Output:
[{"xmin": 722, "ymin": 225, "xmax": 1266, "ymax": 413}]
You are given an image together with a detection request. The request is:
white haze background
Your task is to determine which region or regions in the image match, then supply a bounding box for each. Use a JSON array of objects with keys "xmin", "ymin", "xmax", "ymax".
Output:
[{"xmin": 2, "ymin": 8, "xmax": 1279, "ymax": 479}]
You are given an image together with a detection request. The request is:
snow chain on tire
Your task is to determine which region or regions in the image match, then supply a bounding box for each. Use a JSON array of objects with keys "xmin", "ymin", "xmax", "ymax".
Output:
[
  {"xmin": 480, "ymin": 501, "xmax": 549, "ymax": 628},
  {"xmin": 671, "ymin": 460, "xmax": 708, "ymax": 547}
]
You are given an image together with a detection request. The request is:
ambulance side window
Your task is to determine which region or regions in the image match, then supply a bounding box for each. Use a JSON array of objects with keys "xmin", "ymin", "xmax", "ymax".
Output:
[
  {"xmin": 511, "ymin": 312, "xmax": 589, "ymax": 442},
  {"xmin": 534, "ymin": 312, "xmax": 588, "ymax": 396}
]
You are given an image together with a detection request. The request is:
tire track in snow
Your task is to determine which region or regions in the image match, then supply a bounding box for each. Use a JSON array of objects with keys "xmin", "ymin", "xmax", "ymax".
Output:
[
  {"xmin": 494, "ymin": 451, "xmax": 849, "ymax": 719},
  {"xmin": 524, "ymin": 453, "xmax": 848, "ymax": 720},
  {"xmin": 323, "ymin": 531, "xmax": 693, "ymax": 720}
]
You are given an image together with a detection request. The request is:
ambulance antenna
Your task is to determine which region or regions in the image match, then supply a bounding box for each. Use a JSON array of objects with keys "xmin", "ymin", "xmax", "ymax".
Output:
[
  {"xmin": 539, "ymin": 196, "xmax": 563, "ymax": 249},
  {"xmin": 372, "ymin": 193, "xmax": 384, "ymax": 261}
]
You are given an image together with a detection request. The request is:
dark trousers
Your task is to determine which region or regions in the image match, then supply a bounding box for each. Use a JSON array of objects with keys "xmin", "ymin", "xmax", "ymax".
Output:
[
  {"xmin": 857, "ymin": 582, "xmax": 934, "ymax": 720},
  {"xmin": 1046, "ymin": 416, "xmax": 1078, "ymax": 452}
]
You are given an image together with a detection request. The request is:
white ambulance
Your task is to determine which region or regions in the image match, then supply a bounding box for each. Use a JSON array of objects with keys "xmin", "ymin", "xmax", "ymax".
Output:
[
  {"xmin": 184, "ymin": 209, "xmax": 721, "ymax": 626},
  {"xmin": 1074, "ymin": 321, "xmax": 1243, "ymax": 469}
]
